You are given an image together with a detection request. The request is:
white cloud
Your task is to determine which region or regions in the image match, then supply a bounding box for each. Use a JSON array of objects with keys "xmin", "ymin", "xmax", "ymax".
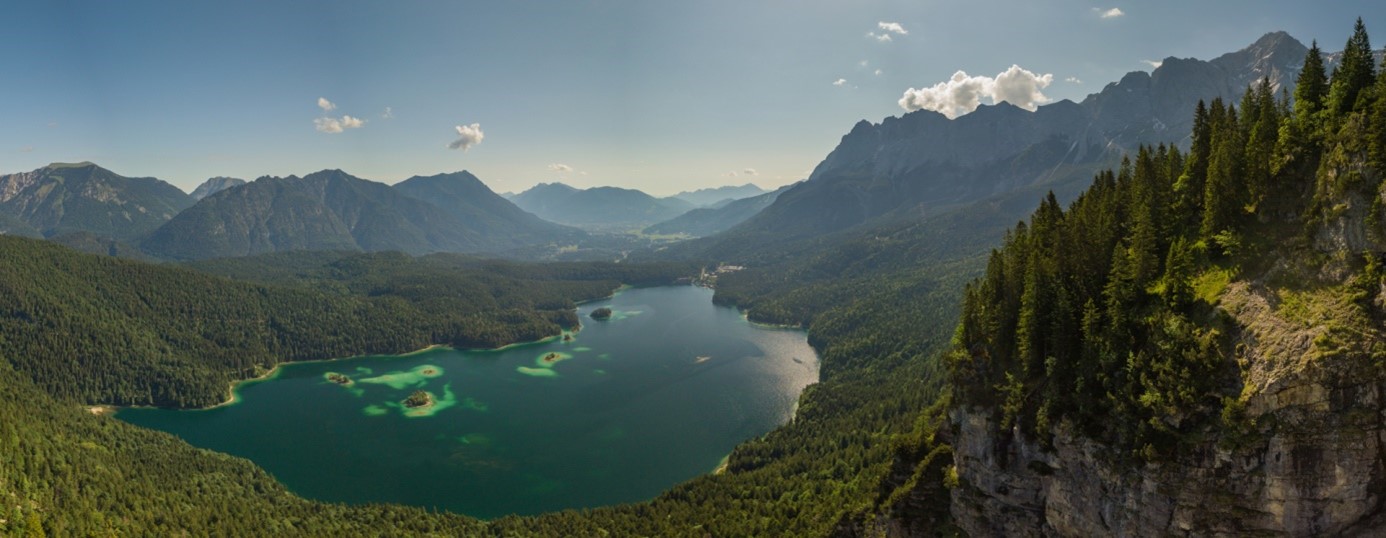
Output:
[
  {"xmin": 19, "ymin": 146, "xmax": 34, "ymax": 153},
  {"xmin": 547, "ymin": 163, "xmax": 573, "ymax": 173},
  {"xmin": 859, "ymin": 60, "xmax": 869, "ymax": 68},
  {"xmin": 722, "ymin": 171, "xmax": 739, "ymax": 177},
  {"xmin": 743, "ymin": 168, "xmax": 758, "ymax": 176},
  {"xmin": 866, "ymin": 31, "xmax": 893, "ymax": 42},
  {"xmin": 1065, "ymin": 76, "xmax": 1082, "ymax": 84},
  {"xmin": 877, "ymin": 21, "xmax": 908, "ymax": 35},
  {"xmin": 875, "ymin": 69, "xmax": 884, "ymax": 76},
  {"xmin": 1142, "ymin": 59, "xmax": 1163, "ymax": 69},
  {"xmin": 314, "ymin": 115, "xmax": 365, "ymax": 133},
  {"xmin": 448, "ymin": 123, "xmax": 485, "ymax": 151},
  {"xmin": 1097, "ymin": 7, "xmax": 1124, "ymax": 19},
  {"xmin": 381, "ymin": 106, "xmax": 394, "ymax": 119},
  {"xmin": 898, "ymin": 64, "xmax": 1054, "ymax": 119},
  {"xmin": 313, "ymin": 97, "xmax": 366, "ymax": 133},
  {"xmin": 833, "ymin": 78, "xmax": 848, "ymax": 87}
]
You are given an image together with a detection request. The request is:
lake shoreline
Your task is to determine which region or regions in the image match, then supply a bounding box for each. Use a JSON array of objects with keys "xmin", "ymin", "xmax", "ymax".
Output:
[
  {"xmin": 114, "ymin": 285, "xmax": 822, "ymax": 517},
  {"xmin": 103, "ymin": 286, "xmax": 644, "ymax": 413}
]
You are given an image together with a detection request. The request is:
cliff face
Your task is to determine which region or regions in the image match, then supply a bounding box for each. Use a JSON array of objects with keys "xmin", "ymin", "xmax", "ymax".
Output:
[{"xmin": 950, "ymin": 278, "xmax": 1386, "ymax": 537}]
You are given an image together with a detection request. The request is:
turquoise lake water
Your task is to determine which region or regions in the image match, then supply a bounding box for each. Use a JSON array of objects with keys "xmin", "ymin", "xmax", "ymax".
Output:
[{"xmin": 118, "ymin": 285, "xmax": 819, "ymax": 518}]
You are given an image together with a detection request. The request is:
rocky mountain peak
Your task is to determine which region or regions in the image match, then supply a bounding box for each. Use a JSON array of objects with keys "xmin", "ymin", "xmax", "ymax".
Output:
[{"xmin": 190, "ymin": 176, "xmax": 246, "ymax": 201}]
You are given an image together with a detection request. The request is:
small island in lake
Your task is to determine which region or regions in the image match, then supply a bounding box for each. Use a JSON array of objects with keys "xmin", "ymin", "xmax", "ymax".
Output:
[
  {"xmin": 542, "ymin": 352, "xmax": 563, "ymax": 364},
  {"xmin": 402, "ymin": 390, "xmax": 434, "ymax": 409},
  {"xmin": 590, "ymin": 307, "xmax": 613, "ymax": 320},
  {"xmin": 324, "ymin": 372, "xmax": 353, "ymax": 386},
  {"xmin": 563, "ymin": 333, "xmax": 573, "ymax": 342}
]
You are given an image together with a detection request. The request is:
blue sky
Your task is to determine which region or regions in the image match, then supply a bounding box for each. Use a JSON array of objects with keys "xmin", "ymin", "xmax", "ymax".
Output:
[{"xmin": 2, "ymin": 1, "xmax": 1383, "ymax": 195}]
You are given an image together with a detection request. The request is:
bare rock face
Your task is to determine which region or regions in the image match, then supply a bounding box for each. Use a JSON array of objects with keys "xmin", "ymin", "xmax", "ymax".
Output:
[
  {"xmin": 950, "ymin": 282, "xmax": 1386, "ymax": 537},
  {"xmin": 189, "ymin": 176, "xmax": 246, "ymax": 201}
]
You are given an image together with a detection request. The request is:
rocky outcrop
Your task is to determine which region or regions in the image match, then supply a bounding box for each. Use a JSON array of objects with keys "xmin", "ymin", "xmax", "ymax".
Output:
[
  {"xmin": 950, "ymin": 281, "xmax": 1386, "ymax": 537},
  {"xmin": 189, "ymin": 176, "xmax": 246, "ymax": 200}
]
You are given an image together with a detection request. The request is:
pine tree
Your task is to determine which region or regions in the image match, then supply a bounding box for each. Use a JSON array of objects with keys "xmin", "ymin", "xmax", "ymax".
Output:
[
  {"xmin": 1129, "ymin": 146, "xmax": 1164, "ymax": 285},
  {"xmin": 1160, "ymin": 237, "xmax": 1195, "ymax": 309},
  {"xmin": 1178, "ymin": 101, "xmax": 1212, "ymax": 220},
  {"xmin": 1202, "ymin": 100, "xmax": 1245, "ymax": 243},
  {"xmin": 1244, "ymin": 78, "xmax": 1280, "ymax": 205},
  {"xmin": 1294, "ymin": 40, "xmax": 1328, "ymax": 138},
  {"xmin": 25, "ymin": 511, "xmax": 45, "ymax": 538},
  {"xmin": 1326, "ymin": 18, "xmax": 1376, "ymax": 117}
]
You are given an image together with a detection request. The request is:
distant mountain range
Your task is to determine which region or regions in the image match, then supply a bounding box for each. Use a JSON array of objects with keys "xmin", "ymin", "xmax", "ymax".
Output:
[
  {"xmin": 190, "ymin": 176, "xmax": 246, "ymax": 200},
  {"xmin": 394, "ymin": 171, "xmax": 582, "ymax": 245},
  {"xmin": 678, "ymin": 31, "xmax": 1316, "ymax": 256},
  {"xmin": 509, "ymin": 183, "xmax": 697, "ymax": 231},
  {"xmin": 0, "ymin": 162, "xmax": 193, "ymax": 240},
  {"xmin": 0, "ymin": 33, "xmax": 1328, "ymax": 265},
  {"xmin": 142, "ymin": 169, "xmax": 582, "ymax": 260},
  {"xmin": 670, "ymin": 183, "xmax": 767, "ymax": 207},
  {"xmin": 644, "ymin": 183, "xmax": 796, "ymax": 238}
]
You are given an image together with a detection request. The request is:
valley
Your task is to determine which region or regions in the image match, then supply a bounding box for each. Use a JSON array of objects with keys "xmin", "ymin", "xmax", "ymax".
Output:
[{"xmin": 3, "ymin": 6, "xmax": 1386, "ymax": 537}]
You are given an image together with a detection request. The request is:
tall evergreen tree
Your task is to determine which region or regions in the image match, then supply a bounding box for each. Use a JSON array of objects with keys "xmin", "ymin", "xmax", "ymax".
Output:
[
  {"xmin": 1202, "ymin": 101, "xmax": 1245, "ymax": 243},
  {"xmin": 1177, "ymin": 101, "xmax": 1212, "ymax": 217},
  {"xmin": 1244, "ymin": 78, "xmax": 1280, "ymax": 204},
  {"xmin": 1294, "ymin": 40, "xmax": 1328, "ymax": 136},
  {"xmin": 1326, "ymin": 18, "xmax": 1377, "ymax": 117}
]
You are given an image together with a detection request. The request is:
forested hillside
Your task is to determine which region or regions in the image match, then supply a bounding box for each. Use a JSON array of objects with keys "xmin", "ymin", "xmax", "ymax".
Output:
[
  {"xmin": 938, "ymin": 20, "xmax": 1386, "ymax": 535},
  {"xmin": 0, "ymin": 237, "xmax": 688, "ymax": 408},
  {"xmin": 953, "ymin": 20, "xmax": 1378, "ymax": 461}
]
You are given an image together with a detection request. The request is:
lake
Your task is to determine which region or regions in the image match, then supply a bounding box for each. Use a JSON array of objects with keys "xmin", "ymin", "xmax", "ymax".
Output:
[{"xmin": 118, "ymin": 285, "xmax": 819, "ymax": 518}]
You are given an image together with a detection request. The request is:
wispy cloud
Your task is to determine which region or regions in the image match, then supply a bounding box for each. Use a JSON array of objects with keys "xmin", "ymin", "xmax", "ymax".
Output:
[
  {"xmin": 381, "ymin": 106, "xmax": 394, "ymax": 119},
  {"xmin": 742, "ymin": 168, "xmax": 758, "ymax": 176},
  {"xmin": 448, "ymin": 123, "xmax": 485, "ymax": 151},
  {"xmin": 875, "ymin": 69, "xmax": 884, "ymax": 76},
  {"xmin": 317, "ymin": 97, "xmax": 336, "ymax": 112},
  {"xmin": 867, "ymin": 21, "xmax": 908, "ymax": 42},
  {"xmin": 19, "ymin": 146, "xmax": 34, "ymax": 153},
  {"xmin": 1142, "ymin": 59, "xmax": 1163, "ymax": 69},
  {"xmin": 1065, "ymin": 76, "xmax": 1082, "ymax": 84},
  {"xmin": 1094, "ymin": 7, "xmax": 1124, "ymax": 19},
  {"xmin": 877, "ymin": 21, "xmax": 908, "ymax": 35},
  {"xmin": 314, "ymin": 115, "xmax": 365, "ymax": 133},
  {"xmin": 898, "ymin": 64, "xmax": 1054, "ymax": 118},
  {"xmin": 547, "ymin": 163, "xmax": 573, "ymax": 173},
  {"xmin": 833, "ymin": 78, "xmax": 848, "ymax": 87}
]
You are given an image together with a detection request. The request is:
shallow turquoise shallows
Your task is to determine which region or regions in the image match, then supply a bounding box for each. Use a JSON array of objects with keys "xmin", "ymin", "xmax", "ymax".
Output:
[{"xmin": 118, "ymin": 286, "xmax": 819, "ymax": 519}]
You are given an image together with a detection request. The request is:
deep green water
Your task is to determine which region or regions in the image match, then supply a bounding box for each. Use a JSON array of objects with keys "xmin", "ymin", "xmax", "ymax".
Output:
[{"xmin": 118, "ymin": 286, "xmax": 818, "ymax": 518}]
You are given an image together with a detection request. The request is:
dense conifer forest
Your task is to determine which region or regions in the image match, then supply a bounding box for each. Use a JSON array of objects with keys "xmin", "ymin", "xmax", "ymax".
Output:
[{"xmin": 950, "ymin": 20, "xmax": 1386, "ymax": 461}]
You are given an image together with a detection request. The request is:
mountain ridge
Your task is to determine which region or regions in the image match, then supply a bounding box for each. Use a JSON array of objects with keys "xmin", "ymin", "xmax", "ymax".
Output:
[
  {"xmin": 510, "ymin": 182, "xmax": 696, "ymax": 231},
  {"xmin": 0, "ymin": 162, "xmax": 193, "ymax": 240},
  {"xmin": 141, "ymin": 169, "xmax": 574, "ymax": 260}
]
